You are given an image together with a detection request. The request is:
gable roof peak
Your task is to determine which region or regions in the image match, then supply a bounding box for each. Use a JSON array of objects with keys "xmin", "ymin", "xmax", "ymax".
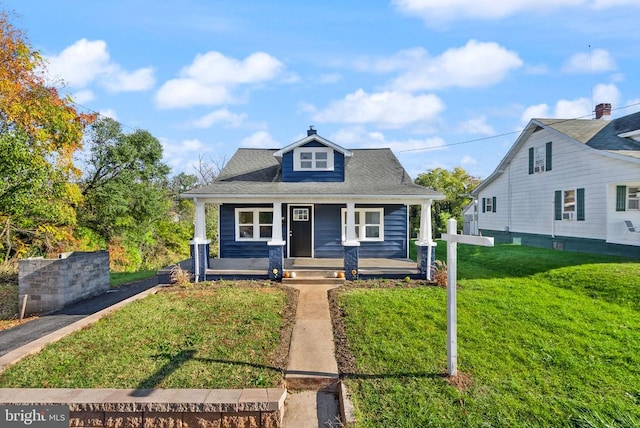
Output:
[{"xmin": 273, "ymin": 128, "xmax": 353, "ymax": 158}]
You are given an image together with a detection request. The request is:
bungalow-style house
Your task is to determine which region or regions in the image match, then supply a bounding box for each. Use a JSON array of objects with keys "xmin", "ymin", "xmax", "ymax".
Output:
[
  {"xmin": 471, "ymin": 103, "xmax": 640, "ymax": 257},
  {"xmin": 181, "ymin": 127, "xmax": 443, "ymax": 280}
]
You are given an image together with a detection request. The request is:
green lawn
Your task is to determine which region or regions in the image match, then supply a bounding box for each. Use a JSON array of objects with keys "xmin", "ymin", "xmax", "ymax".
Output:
[
  {"xmin": 0, "ymin": 283, "xmax": 294, "ymax": 389},
  {"xmin": 336, "ymin": 244, "xmax": 640, "ymax": 427}
]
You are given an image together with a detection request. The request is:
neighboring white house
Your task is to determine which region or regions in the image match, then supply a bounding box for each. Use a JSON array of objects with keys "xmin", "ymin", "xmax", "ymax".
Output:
[{"xmin": 471, "ymin": 103, "xmax": 640, "ymax": 256}]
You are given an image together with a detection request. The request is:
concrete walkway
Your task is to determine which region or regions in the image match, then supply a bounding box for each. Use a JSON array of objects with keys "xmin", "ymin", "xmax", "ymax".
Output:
[{"xmin": 282, "ymin": 282, "xmax": 342, "ymax": 427}]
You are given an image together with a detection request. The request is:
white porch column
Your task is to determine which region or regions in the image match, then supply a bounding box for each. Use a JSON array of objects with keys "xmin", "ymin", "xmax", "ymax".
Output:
[
  {"xmin": 417, "ymin": 201, "xmax": 432, "ymax": 244},
  {"xmin": 343, "ymin": 202, "xmax": 360, "ymax": 245},
  {"xmin": 416, "ymin": 200, "xmax": 436, "ymax": 281},
  {"xmin": 191, "ymin": 199, "xmax": 210, "ymax": 283},
  {"xmin": 194, "ymin": 199, "xmax": 207, "ymax": 242},
  {"xmin": 268, "ymin": 202, "xmax": 286, "ymax": 245}
]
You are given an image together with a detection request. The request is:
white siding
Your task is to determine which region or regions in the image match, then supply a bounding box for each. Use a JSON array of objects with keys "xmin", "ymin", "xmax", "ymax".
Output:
[{"xmin": 478, "ymin": 126, "xmax": 640, "ymax": 245}]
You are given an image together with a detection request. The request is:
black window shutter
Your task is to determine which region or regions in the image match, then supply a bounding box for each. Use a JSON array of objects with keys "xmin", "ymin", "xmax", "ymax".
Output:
[
  {"xmin": 528, "ymin": 147, "xmax": 534, "ymax": 174},
  {"xmin": 616, "ymin": 185, "xmax": 627, "ymax": 211},
  {"xmin": 492, "ymin": 196, "xmax": 497, "ymax": 213},
  {"xmin": 545, "ymin": 142, "xmax": 552, "ymax": 171},
  {"xmin": 577, "ymin": 188, "xmax": 585, "ymax": 221},
  {"xmin": 554, "ymin": 191, "xmax": 562, "ymax": 220},
  {"xmin": 482, "ymin": 198, "xmax": 486, "ymax": 213}
]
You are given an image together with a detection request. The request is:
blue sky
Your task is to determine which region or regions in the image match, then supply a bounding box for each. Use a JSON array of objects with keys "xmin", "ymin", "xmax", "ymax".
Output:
[{"xmin": 3, "ymin": 0, "xmax": 639, "ymax": 180}]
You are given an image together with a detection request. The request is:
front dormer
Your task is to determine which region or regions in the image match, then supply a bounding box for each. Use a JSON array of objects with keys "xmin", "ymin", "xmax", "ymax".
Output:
[{"xmin": 274, "ymin": 127, "xmax": 352, "ymax": 182}]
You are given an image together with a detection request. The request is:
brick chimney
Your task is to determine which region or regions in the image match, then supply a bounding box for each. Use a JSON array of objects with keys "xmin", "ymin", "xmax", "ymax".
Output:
[
  {"xmin": 307, "ymin": 125, "xmax": 317, "ymax": 136},
  {"xmin": 595, "ymin": 103, "xmax": 611, "ymax": 120}
]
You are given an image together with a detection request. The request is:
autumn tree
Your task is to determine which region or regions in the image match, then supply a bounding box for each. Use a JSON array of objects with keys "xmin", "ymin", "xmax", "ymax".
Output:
[
  {"xmin": 0, "ymin": 11, "xmax": 94, "ymax": 260},
  {"xmin": 414, "ymin": 167, "xmax": 481, "ymax": 236}
]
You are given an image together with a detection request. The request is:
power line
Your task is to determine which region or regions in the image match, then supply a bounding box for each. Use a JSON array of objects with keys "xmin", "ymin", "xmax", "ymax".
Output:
[{"xmin": 399, "ymin": 102, "xmax": 640, "ymax": 154}]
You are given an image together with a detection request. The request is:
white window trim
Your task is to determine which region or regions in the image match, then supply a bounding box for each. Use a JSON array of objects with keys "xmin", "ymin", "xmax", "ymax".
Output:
[
  {"xmin": 293, "ymin": 147, "xmax": 334, "ymax": 171},
  {"xmin": 235, "ymin": 208, "xmax": 274, "ymax": 241},
  {"xmin": 534, "ymin": 145, "xmax": 546, "ymax": 173},
  {"xmin": 628, "ymin": 186, "xmax": 640, "ymax": 211},
  {"xmin": 485, "ymin": 197, "xmax": 493, "ymax": 213},
  {"xmin": 341, "ymin": 207, "xmax": 384, "ymax": 242},
  {"xmin": 563, "ymin": 189, "xmax": 576, "ymax": 221}
]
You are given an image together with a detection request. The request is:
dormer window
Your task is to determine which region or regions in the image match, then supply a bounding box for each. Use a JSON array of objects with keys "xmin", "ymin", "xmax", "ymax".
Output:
[{"xmin": 294, "ymin": 147, "xmax": 334, "ymax": 171}]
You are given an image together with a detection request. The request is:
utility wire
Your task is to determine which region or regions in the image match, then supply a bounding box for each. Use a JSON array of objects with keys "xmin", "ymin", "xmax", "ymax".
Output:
[{"xmin": 399, "ymin": 102, "xmax": 640, "ymax": 154}]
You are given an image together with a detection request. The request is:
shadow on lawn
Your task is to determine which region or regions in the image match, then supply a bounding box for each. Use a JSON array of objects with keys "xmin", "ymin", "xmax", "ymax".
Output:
[
  {"xmin": 441, "ymin": 243, "xmax": 636, "ymax": 281},
  {"xmin": 132, "ymin": 349, "xmax": 284, "ymax": 393},
  {"xmin": 340, "ymin": 371, "xmax": 444, "ymax": 381}
]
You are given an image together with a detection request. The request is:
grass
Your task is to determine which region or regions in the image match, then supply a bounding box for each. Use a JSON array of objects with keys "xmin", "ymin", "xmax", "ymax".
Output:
[
  {"xmin": 335, "ymin": 244, "xmax": 640, "ymax": 427},
  {"xmin": 0, "ymin": 282, "xmax": 293, "ymax": 389},
  {"xmin": 109, "ymin": 270, "xmax": 157, "ymax": 287}
]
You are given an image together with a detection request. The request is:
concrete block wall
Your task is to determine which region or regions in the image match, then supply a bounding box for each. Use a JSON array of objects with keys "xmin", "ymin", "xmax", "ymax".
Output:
[{"xmin": 18, "ymin": 251, "xmax": 110, "ymax": 315}]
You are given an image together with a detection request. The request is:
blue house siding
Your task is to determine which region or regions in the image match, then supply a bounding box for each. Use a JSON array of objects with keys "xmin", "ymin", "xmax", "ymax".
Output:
[
  {"xmin": 313, "ymin": 204, "xmax": 408, "ymax": 258},
  {"xmin": 219, "ymin": 203, "xmax": 272, "ymax": 258},
  {"xmin": 314, "ymin": 205, "xmax": 343, "ymax": 258},
  {"xmin": 220, "ymin": 202, "xmax": 408, "ymax": 259},
  {"xmin": 281, "ymin": 142, "xmax": 345, "ymax": 182},
  {"xmin": 359, "ymin": 204, "xmax": 408, "ymax": 259}
]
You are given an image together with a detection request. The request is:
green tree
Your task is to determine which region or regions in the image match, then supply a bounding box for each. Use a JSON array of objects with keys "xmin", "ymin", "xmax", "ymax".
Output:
[
  {"xmin": 78, "ymin": 117, "xmax": 171, "ymax": 270},
  {"xmin": 414, "ymin": 167, "xmax": 481, "ymax": 236},
  {"xmin": 0, "ymin": 11, "xmax": 94, "ymax": 260}
]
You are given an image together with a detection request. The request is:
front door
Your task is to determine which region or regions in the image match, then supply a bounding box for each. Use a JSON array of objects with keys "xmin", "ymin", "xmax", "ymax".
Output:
[{"xmin": 289, "ymin": 205, "xmax": 312, "ymax": 257}]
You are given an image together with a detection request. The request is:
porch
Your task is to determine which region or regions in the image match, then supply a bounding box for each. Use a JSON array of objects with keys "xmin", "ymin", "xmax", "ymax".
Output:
[{"xmin": 160, "ymin": 257, "xmax": 421, "ymax": 282}]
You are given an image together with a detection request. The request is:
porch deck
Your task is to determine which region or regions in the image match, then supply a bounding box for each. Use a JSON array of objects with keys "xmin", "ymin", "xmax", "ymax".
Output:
[{"xmin": 159, "ymin": 257, "xmax": 420, "ymax": 282}]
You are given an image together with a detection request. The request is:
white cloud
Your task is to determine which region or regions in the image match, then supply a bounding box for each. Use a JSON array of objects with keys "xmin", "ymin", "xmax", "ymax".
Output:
[
  {"xmin": 310, "ymin": 89, "xmax": 445, "ymax": 127},
  {"xmin": 240, "ymin": 131, "xmax": 279, "ymax": 148},
  {"xmin": 104, "ymin": 67, "xmax": 155, "ymax": 92},
  {"xmin": 352, "ymin": 48, "xmax": 427, "ymax": 73},
  {"xmin": 562, "ymin": 49, "xmax": 617, "ymax": 73},
  {"xmin": 155, "ymin": 51, "xmax": 284, "ymax": 109},
  {"xmin": 192, "ymin": 109, "xmax": 247, "ymax": 128},
  {"xmin": 461, "ymin": 155, "xmax": 478, "ymax": 166},
  {"xmin": 317, "ymin": 73, "xmax": 343, "ymax": 84},
  {"xmin": 520, "ymin": 84, "xmax": 621, "ymax": 123},
  {"xmin": 99, "ymin": 109, "xmax": 118, "ymax": 121},
  {"xmin": 46, "ymin": 39, "xmax": 155, "ymax": 92},
  {"xmin": 459, "ymin": 116, "xmax": 495, "ymax": 136},
  {"xmin": 392, "ymin": 0, "xmax": 630, "ymax": 24},
  {"xmin": 329, "ymin": 126, "xmax": 446, "ymax": 153},
  {"xmin": 390, "ymin": 41, "xmax": 522, "ymax": 91},
  {"xmin": 161, "ymin": 138, "xmax": 215, "ymax": 172},
  {"xmin": 591, "ymin": 0, "xmax": 640, "ymax": 8},
  {"xmin": 72, "ymin": 89, "xmax": 95, "ymax": 104},
  {"xmin": 593, "ymin": 83, "xmax": 621, "ymax": 108}
]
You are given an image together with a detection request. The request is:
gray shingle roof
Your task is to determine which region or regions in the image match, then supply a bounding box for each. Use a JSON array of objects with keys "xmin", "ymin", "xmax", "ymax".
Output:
[
  {"xmin": 541, "ymin": 111, "xmax": 640, "ymax": 156},
  {"xmin": 472, "ymin": 110, "xmax": 640, "ymax": 195},
  {"xmin": 183, "ymin": 148, "xmax": 442, "ymax": 199}
]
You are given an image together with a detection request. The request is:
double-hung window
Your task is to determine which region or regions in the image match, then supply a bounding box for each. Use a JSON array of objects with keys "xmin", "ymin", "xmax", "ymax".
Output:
[
  {"xmin": 616, "ymin": 185, "xmax": 640, "ymax": 211},
  {"xmin": 528, "ymin": 142, "xmax": 552, "ymax": 174},
  {"xmin": 341, "ymin": 208, "xmax": 384, "ymax": 241},
  {"xmin": 294, "ymin": 147, "xmax": 334, "ymax": 171},
  {"xmin": 555, "ymin": 188, "xmax": 585, "ymax": 221},
  {"xmin": 236, "ymin": 208, "xmax": 273, "ymax": 241},
  {"xmin": 628, "ymin": 187, "xmax": 639, "ymax": 210}
]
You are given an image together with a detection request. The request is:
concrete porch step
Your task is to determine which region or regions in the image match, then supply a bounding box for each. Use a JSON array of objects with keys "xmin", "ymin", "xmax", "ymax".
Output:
[
  {"xmin": 282, "ymin": 269, "xmax": 344, "ymax": 278},
  {"xmin": 282, "ymin": 277, "xmax": 345, "ymax": 285}
]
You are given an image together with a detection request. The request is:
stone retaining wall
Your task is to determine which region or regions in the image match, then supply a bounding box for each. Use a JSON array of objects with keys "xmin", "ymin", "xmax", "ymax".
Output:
[
  {"xmin": 18, "ymin": 251, "xmax": 110, "ymax": 315},
  {"xmin": 0, "ymin": 388, "xmax": 286, "ymax": 427}
]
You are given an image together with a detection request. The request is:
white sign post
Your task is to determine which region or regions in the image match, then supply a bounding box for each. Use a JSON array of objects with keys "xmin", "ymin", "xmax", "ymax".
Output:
[{"xmin": 441, "ymin": 218, "xmax": 494, "ymax": 376}]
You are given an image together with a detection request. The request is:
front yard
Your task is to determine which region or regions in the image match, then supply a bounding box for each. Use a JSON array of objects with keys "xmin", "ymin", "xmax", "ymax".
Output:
[
  {"xmin": 0, "ymin": 282, "xmax": 296, "ymax": 389},
  {"xmin": 332, "ymin": 244, "xmax": 640, "ymax": 427}
]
